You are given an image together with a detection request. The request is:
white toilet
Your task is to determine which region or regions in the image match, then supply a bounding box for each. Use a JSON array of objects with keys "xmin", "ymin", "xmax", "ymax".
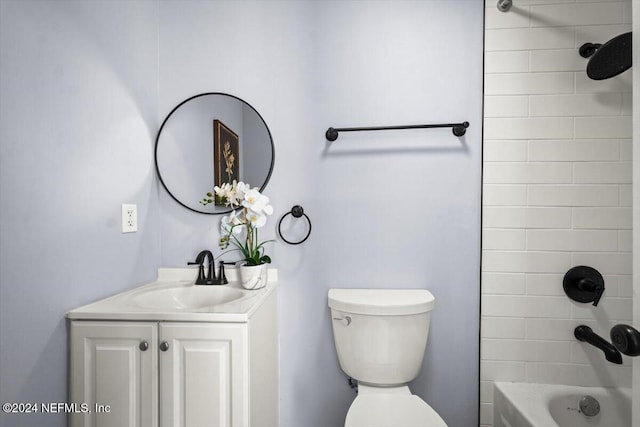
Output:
[{"xmin": 328, "ymin": 288, "xmax": 447, "ymax": 427}]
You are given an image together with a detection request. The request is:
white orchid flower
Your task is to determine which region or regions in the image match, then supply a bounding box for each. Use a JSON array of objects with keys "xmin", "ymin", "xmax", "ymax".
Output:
[
  {"xmin": 235, "ymin": 181, "xmax": 250, "ymax": 203},
  {"xmin": 213, "ymin": 183, "xmax": 225, "ymax": 194},
  {"xmin": 209, "ymin": 181, "xmax": 273, "ymax": 266},
  {"xmin": 242, "ymin": 189, "xmax": 270, "ymax": 212},
  {"xmin": 245, "ymin": 209, "xmax": 267, "ymax": 228},
  {"xmin": 220, "ymin": 215, "xmax": 233, "ymax": 234},
  {"xmin": 215, "ymin": 182, "xmax": 232, "ymax": 195},
  {"xmin": 213, "ymin": 182, "xmax": 235, "ymax": 206},
  {"xmin": 221, "ymin": 211, "xmax": 242, "ymax": 234}
]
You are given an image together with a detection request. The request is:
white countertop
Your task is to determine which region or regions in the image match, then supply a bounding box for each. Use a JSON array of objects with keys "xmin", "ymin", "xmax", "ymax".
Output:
[{"xmin": 66, "ymin": 267, "xmax": 277, "ymax": 323}]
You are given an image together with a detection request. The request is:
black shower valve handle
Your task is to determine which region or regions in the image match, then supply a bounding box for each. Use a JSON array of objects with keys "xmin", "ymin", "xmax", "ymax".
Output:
[
  {"xmin": 591, "ymin": 283, "xmax": 604, "ymax": 307},
  {"xmin": 563, "ymin": 266, "xmax": 605, "ymax": 307},
  {"xmin": 578, "ymin": 278, "xmax": 604, "ymax": 307}
]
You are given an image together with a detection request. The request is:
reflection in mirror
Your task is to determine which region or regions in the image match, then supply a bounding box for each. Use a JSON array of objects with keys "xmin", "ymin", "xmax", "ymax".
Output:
[{"xmin": 155, "ymin": 93, "xmax": 274, "ymax": 214}]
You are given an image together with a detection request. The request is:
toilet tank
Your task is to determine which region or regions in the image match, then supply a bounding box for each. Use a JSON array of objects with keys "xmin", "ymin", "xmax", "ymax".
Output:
[{"xmin": 328, "ymin": 288, "xmax": 435, "ymax": 386}]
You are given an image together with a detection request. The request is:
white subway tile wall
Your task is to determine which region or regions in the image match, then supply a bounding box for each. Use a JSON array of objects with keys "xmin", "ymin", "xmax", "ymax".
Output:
[{"xmin": 482, "ymin": 2, "xmax": 632, "ymax": 426}]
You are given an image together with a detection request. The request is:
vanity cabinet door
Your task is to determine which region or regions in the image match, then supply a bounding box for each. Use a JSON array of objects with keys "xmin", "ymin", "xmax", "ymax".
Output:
[
  {"xmin": 69, "ymin": 321, "xmax": 158, "ymax": 427},
  {"xmin": 159, "ymin": 323, "xmax": 248, "ymax": 427}
]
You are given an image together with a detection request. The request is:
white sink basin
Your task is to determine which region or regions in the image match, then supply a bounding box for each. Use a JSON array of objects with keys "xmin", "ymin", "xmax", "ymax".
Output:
[
  {"xmin": 132, "ymin": 285, "xmax": 246, "ymax": 310},
  {"xmin": 66, "ymin": 268, "xmax": 277, "ymax": 322}
]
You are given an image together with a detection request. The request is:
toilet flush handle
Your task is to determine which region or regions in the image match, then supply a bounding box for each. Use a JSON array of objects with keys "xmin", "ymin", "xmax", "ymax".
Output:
[{"xmin": 333, "ymin": 315, "xmax": 352, "ymax": 326}]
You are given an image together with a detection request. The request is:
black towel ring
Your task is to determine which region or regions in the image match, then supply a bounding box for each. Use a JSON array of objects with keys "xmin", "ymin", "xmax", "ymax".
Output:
[{"xmin": 278, "ymin": 205, "xmax": 312, "ymax": 245}]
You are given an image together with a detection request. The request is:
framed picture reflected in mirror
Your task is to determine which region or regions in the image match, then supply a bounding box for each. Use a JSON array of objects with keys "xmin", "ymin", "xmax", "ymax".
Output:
[{"xmin": 213, "ymin": 119, "xmax": 240, "ymax": 204}]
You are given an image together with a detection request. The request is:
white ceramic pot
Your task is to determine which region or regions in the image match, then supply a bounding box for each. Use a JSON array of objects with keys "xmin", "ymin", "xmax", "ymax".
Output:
[{"xmin": 239, "ymin": 263, "xmax": 268, "ymax": 290}]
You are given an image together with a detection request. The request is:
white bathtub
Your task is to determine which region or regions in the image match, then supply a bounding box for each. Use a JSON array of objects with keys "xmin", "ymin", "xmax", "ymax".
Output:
[{"xmin": 493, "ymin": 382, "xmax": 631, "ymax": 427}]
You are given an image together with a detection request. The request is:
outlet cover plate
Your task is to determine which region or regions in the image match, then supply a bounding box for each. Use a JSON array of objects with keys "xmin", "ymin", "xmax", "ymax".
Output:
[{"xmin": 122, "ymin": 204, "xmax": 138, "ymax": 233}]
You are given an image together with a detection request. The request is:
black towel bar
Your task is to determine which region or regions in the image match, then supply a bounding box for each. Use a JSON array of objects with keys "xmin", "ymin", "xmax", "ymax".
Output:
[{"xmin": 325, "ymin": 121, "xmax": 469, "ymax": 141}]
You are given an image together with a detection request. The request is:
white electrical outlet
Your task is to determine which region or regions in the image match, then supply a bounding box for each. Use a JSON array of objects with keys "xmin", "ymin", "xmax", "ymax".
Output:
[{"xmin": 121, "ymin": 204, "xmax": 138, "ymax": 233}]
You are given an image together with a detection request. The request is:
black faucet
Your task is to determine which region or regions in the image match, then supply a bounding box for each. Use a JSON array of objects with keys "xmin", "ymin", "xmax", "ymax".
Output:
[
  {"xmin": 187, "ymin": 250, "xmax": 228, "ymax": 285},
  {"xmin": 575, "ymin": 325, "xmax": 622, "ymax": 364}
]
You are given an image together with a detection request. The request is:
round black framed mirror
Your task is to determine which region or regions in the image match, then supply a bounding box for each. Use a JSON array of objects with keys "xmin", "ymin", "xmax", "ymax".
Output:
[{"xmin": 155, "ymin": 93, "xmax": 274, "ymax": 214}]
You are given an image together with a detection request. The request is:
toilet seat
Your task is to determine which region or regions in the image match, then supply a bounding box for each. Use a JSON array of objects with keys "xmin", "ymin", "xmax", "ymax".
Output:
[{"xmin": 345, "ymin": 394, "xmax": 447, "ymax": 427}]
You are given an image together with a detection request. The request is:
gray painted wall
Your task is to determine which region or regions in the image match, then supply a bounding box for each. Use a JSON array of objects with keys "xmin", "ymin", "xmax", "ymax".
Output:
[
  {"xmin": 0, "ymin": 1, "xmax": 482, "ymax": 427},
  {"xmin": 0, "ymin": 2, "xmax": 160, "ymax": 426},
  {"xmin": 157, "ymin": 2, "xmax": 483, "ymax": 426}
]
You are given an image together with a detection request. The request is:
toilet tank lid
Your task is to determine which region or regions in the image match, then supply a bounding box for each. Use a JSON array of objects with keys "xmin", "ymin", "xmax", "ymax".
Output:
[{"xmin": 328, "ymin": 288, "xmax": 435, "ymax": 315}]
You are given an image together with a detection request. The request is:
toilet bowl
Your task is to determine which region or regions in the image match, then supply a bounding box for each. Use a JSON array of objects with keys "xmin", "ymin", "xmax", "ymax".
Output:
[
  {"xmin": 344, "ymin": 384, "xmax": 447, "ymax": 427},
  {"xmin": 328, "ymin": 288, "xmax": 447, "ymax": 427}
]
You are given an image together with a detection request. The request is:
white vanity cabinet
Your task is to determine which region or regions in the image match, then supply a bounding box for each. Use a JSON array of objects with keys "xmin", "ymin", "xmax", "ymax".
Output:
[
  {"xmin": 159, "ymin": 322, "xmax": 248, "ymax": 427},
  {"xmin": 69, "ymin": 321, "xmax": 158, "ymax": 427},
  {"xmin": 68, "ymin": 280, "xmax": 278, "ymax": 427}
]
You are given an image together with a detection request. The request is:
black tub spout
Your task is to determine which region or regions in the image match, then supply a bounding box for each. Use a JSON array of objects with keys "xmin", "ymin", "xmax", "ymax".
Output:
[{"xmin": 575, "ymin": 325, "xmax": 622, "ymax": 364}]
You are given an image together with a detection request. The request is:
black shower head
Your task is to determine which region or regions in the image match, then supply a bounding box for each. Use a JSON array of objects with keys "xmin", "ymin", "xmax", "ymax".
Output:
[{"xmin": 582, "ymin": 32, "xmax": 632, "ymax": 81}]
